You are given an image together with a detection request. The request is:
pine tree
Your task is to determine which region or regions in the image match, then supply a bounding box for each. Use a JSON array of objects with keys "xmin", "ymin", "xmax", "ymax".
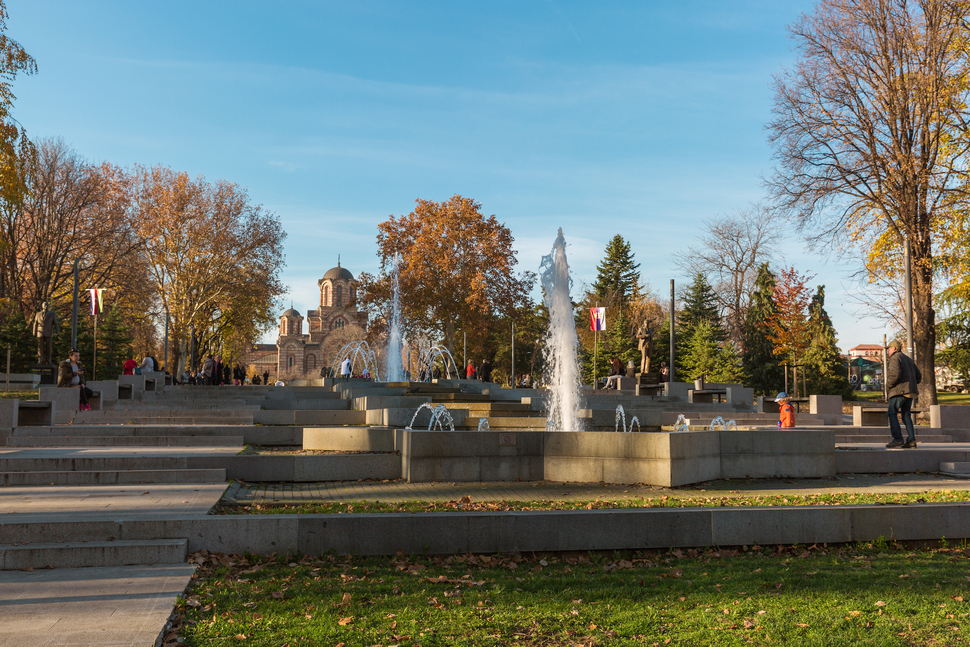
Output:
[
  {"xmin": 742, "ymin": 263, "xmax": 784, "ymax": 395},
  {"xmin": 607, "ymin": 308, "xmax": 638, "ymax": 367},
  {"xmin": 677, "ymin": 273, "xmax": 724, "ymax": 377},
  {"xmin": 681, "ymin": 320, "xmax": 741, "ymax": 382},
  {"xmin": 97, "ymin": 304, "xmax": 133, "ymax": 380},
  {"xmin": 803, "ymin": 286, "xmax": 852, "ymax": 397},
  {"xmin": 592, "ymin": 235, "xmax": 640, "ymax": 307},
  {"xmin": 0, "ymin": 309, "xmax": 36, "ymax": 373}
]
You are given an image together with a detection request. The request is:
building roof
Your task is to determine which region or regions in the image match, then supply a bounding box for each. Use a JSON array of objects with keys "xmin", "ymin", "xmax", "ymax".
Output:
[
  {"xmin": 323, "ymin": 263, "xmax": 354, "ymax": 281},
  {"xmin": 282, "ymin": 307, "xmax": 301, "ymax": 318},
  {"xmin": 850, "ymin": 344, "xmax": 883, "ymax": 350}
]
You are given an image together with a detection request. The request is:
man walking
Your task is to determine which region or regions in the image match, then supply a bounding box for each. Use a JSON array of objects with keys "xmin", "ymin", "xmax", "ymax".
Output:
[{"xmin": 885, "ymin": 341, "xmax": 922, "ymax": 449}]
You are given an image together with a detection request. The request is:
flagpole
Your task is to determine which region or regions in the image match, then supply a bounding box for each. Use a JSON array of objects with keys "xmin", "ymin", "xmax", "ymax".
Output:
[
  {"xmin": 593, "ymin": 303, "xmax": 599, "ymax": 390},
  {"xmin": 93, "ymin": 313, "xmax": 98, "ymax": 381}
]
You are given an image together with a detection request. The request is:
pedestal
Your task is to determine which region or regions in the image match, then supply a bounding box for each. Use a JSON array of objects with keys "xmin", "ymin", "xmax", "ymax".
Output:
[
  {"xmin": 29, "ymin": 363, "xmax": 56, "ymax": 385},
  {"xmin": 636, "ymin": 372, "xmax": 659, "ymax": 386}
]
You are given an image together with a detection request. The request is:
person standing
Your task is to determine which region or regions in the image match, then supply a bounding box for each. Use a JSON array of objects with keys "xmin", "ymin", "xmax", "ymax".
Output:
[
  {"xmin": 479, "ymin": 359, "xmax": 492, "ymax": 383},
  {"xmin": 262, "ymin": 370, "xmax": 270, "ymax": 386},
  {"xmin": 885, "ymin": 341, "xmax": 922, "ymax": 448},
  {"xmin": 202, "ymin": 355, "xmax": 215, "ymax": 386},
  {"xmin": 466, "ymin": 360, "xmax": 476, "ymax": 380},
  {"xmin": 340, "ymin": 357, "xmax": 352, "ymax": 379}
]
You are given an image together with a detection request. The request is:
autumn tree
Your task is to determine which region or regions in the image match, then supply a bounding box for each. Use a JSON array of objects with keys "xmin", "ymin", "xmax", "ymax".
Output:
[
  {"xmin": 767, "ymin": 267, "xmax": 814, "ymax": 392},
  {"xmin": 767, "ymin": 0, "xmax": 970, "ymax": 406},
  {"xmin": 676, "ymin": 204, "xmax": 780, "ymax": 349},
  {"xmin": 128, "ymin": 165, "xmax": 286, "ymax": 374},
  {"xmin": 359, "ymin": 195, "xmax": 535, "ymax": 356},
  {"xmin": 0, "ymin": 0, "xmax": 37, "ymax": 289}
]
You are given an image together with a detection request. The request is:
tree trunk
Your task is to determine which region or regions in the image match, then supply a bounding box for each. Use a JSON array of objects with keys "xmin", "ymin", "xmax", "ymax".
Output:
[{"xmin": 913, "ymin": 245, "xmax": 937, "ymax": 408}]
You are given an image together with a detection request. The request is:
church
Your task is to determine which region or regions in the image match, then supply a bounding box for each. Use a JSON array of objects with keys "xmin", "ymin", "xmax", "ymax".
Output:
[{"xmin": 244, "ymin": 261, "xmax": 365, "ymax": 381}]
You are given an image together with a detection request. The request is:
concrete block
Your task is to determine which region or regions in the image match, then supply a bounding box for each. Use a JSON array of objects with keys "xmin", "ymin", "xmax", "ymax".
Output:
[
  {"xmin": 353, "ymin": 395, "xmax": 430, "ymax": 411},
  {"xmin": 119, "ymin": 374, "xmax": 146, "ymax": 398},
  {"xmin": 303, "ymin": 426, "xmax": 396, "ymax": 452},
  {"xmin": 0, "ymin": 399, "xmax": 17, "ymax": 428},
  {"xmin": 665, "ymin": 382, "xmax": 690, "ymax": 401},
  {"xmin": 85, "ymin": 380, "xmax": 118, "ymax": 403},
  {"xmin": 757, "ymin": 396, "xmax": 780, "ymax": 414},
  {"xmin": 0, "ymin": 539, "xmax": 187, "ymax": 570},
  {"xmin": 38, "ymin": 386, "xmax": 79, "ymax": 424},
  {"xmin": 853, "ymin": 406, "xmax": 889, "ymax": 427},
  {"xmin": 931, "ymin": 405, "xmax": 970, "ymax": 429},
  {"xmin": 712, "ymin": 507, "xmax": 852, "ymax": 546},
  {"xmin": 725, "ymin": 386, "xmax": 753, "ymax": 407}
]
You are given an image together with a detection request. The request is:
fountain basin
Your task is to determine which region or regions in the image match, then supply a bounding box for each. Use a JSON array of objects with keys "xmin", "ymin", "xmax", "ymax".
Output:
[{"xmin": 303, "ymin": 428, "xmax": 836, "ymax": 487}]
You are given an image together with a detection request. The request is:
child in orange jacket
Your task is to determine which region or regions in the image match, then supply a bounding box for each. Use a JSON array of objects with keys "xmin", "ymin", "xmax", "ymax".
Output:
[{"xmin": 776, "ymin": 392, "xmax": 795, "ymax": 428}]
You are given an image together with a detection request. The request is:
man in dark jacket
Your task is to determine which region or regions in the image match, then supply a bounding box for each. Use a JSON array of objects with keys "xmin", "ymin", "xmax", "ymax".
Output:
[{"xmin": 885, "ymin": 341, "xmax": 922, "ymax": 448}]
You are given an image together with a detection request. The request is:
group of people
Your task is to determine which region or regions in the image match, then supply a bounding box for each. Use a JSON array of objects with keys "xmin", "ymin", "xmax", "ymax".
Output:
[{"xmin": 464, "ymin": 359, "xmax": 493, "ymax": 383}]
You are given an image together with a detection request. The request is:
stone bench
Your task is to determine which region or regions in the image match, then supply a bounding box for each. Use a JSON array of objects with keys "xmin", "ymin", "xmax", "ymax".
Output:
[
  {"xmin": 689, "ymin": 389, "xmax": 726, "ymax": 404},
  {"xmin": 853, "ymin": 405, "xmax": 921, "ymax": 427},
  {"xmin": 39, "ymin": 386, "xmax": 101, "ymax": 425}
]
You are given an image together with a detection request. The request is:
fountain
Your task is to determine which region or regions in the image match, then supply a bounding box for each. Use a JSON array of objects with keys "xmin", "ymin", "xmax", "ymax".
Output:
[
  {"xmin": 614, "ymin": 405, "xmax": 640, "ymax": 433},
  {"xmin": 385, "ymin": 255, "xmax": 405, "ymax": 382},
  {"xmin": 674, "ymin": 414, "xmax": 690, "ymax": 432},
  {"xmin": 405, "ymin": 403, "xmax": 456, "ymax": 431},
  {"xmin": 540, "ymin": 228, "xmax": 583, "ymax": 431},
  {"xmin": 709, "ymin": 416, "xmax": 726, "ymax": 431},
  {"xmin": 477, "ymin": 418, "xmax": 490, "ymax": 431},
  {"xmin": 414, "ymin": 346, "xmax": 460, "ymax": 381},
  {"xmin": 330, "ymin": 340, "xmax": 382, "ymax": 381}
]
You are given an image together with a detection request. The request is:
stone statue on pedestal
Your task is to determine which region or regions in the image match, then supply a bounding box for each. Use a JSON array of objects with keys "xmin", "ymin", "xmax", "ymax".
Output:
[
  {"xmin": 32, "ymin": 302, "xmax": 60, "ymax": 364},
  {"xmin": 636, "ymin": 323, "xmax": 654, "ymax": 374}
]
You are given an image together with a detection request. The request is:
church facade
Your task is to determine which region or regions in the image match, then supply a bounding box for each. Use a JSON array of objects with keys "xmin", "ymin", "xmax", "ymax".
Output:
[{"xmin": 244, "ymin": 262, "xmax": 364, "ymax": 381}]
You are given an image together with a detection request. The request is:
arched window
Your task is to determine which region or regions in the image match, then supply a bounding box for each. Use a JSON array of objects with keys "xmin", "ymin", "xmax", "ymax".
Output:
[
  {"xmin": 334, "ymin": 318, "xmax": 345, "ymax": 330},
  {"xmin": 323, "ymin": 285, "xmax": 330, "ymax": 307},
  {"xmin": 336, "ymin": 285, "xmax": 343, "ymax": 307},
  {"xmin": 288, "ymin": 356, "xmax": 293, "ymax": 368},
  {"xmin": 306, "ymin": 354, "xmax": 316, "ymax": 370}
]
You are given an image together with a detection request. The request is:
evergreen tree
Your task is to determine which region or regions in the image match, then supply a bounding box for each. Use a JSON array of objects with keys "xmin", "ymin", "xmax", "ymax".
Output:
[
  {"xmin": 742, "ymin": 263, "xmax": 784, "ymax": 396},
  {"xmin": 97, "ymin": 304, "xmax": 133, "ymax": 380},
  {"xmin": 650, "ymin": 316, "xmax": 675, "ymax": 378},
  {"xmin": 0, "ymin": 309, "xmax": 35, "ymax": 373},
  {"xmin": 682, "ymin": 320, "xmax": 742, "ymax": 383},
  {"xmin": 803, "ymin": 286, "xmax": 853, "ymax": 397},
  {"xmin": 592, "ymin": 235, "xmax": 640, "ymax": 307},
  {"xmin": 677, "ymin": 273, "xmax": 723, "ymax": 376}
]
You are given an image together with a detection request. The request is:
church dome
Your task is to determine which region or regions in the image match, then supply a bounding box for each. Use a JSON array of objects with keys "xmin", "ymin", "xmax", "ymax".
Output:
[
  {"xmin": 282, "ymin": 307, "xmax": 301, "ymax": 318},
  {"xmin": 323, "ymin": 264, "xmax": 354, "ymax": 281}
]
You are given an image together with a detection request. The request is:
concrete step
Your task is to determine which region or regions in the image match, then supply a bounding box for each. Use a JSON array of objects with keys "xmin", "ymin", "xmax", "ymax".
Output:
[
  {"xmin": 7, "ymin": 435, "xmax": 245, "ymax": 447},
  {"xmin": 431, "ymin": 393, "xmax": 490, "ymax": 402},
  {"xmin": 460, "ymin": 416, "xmax": 549, "ymax": 430},
  {"xmin": 437, "ymin": 402, "xmax": 533, "ymax": 413},
  {"xmin": 71, "ymin": 412, "xmax": 253, "ymax": 425},
  {"xmin": 15, "ymin": 425, "xmax": 267, "ymax": 437},
  {"xmin": 0, "ymin": 538, "xmax": 188, "ymax": 570},
  {"xmin": 0, "ymin": 456, "xmax": 192, "ymax": 472},
  {"xmin": 111, "ymin": 402, "xmax": 261, "ymax": 410},
  {"xmin": 0, "ymin": 468, "xmax": 226, "ymax": 485},
  {"xmin": 838, "ymin": 434, "xmax": 952, "ymax": 443}
]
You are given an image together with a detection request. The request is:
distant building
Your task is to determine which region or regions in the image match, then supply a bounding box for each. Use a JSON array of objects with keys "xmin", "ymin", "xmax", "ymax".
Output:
[
  {"xmin": 242, "ymin": 261, "xmax": 364, "ymax": 380},
  {"xmin": 848, "ymin": 344, "xmax": 883, "ymax": 360}
]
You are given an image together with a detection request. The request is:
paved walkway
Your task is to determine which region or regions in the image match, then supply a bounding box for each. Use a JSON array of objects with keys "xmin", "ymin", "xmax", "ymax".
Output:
[
  {"xmin": 226, "ymin": 473, "xmax": 970, "ymax": 505},
  {"xmin": 1, "ymin": 483, "xmax": 227, "ymax": 522},
  {"xmin": 0, "ymin": 564, "xmax": 196, "ymax": 647}
]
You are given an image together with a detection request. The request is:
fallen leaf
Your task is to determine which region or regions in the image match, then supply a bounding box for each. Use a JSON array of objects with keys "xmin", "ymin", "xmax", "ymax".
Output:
[
  {"xmin": 875, "ymin": 601, "xmax": 887, "ymax": 607},
  {"xmin": 743, "ymin": 620, "xmax": 755, "ymax": 628},
  {"xmin": 338, "ymin": 617, "xmax": 354, "ymax": 626},
  {"xmin": 796, "ymin": 623, "xmax": 809, "ymax": 628}
]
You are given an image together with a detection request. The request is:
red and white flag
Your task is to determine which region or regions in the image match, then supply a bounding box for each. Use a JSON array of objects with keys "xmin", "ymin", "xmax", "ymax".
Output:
[
  {"xmin": 89, "ymin": 289, "xmax": 104, "ymax": 315},
  {"xmin": 590, "ymin": 307, "xmax": 606, "ymax": 331}
]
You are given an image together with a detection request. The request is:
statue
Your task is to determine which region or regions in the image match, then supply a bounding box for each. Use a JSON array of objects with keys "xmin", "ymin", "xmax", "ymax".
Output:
[
  {"xmin": 32, "ymin": 302, "xmax": 60, "ymax": 364},
  {"xmin": 636, "ymin": 323, "xmax": 654, "ymax": 374}
]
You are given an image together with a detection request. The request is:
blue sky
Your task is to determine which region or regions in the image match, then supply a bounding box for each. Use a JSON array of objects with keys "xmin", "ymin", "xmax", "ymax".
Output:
[{"xmin": 9, "ymin": 0, "xmax": 885, "ymax": 348}]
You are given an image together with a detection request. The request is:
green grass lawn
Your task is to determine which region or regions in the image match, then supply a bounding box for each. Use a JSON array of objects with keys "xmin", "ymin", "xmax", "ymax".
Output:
[
  {"xmin": 220, "ymin": 489, "xmax": 970, "ymax": 515},
  {"xmin": 0, "ymin": 390, "xmax": 37, "ymax": 400},
  {"xmin": 169, "ymin": 543, "xmax": 970, "ymax": 646}
]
